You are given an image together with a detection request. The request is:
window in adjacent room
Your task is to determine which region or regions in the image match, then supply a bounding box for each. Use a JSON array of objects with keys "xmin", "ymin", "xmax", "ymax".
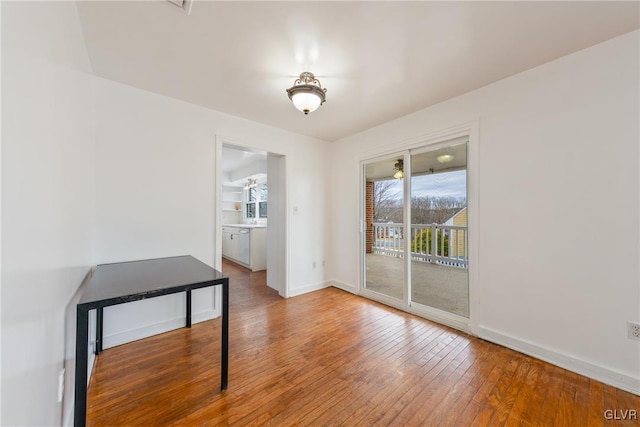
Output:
[
  {"xmin": 245, "ymin": 182, "xmax": 267, "ymax": 219},
  {"xmin": 259, "ymin": 183, "xmax": 268, "ymax": 218}
]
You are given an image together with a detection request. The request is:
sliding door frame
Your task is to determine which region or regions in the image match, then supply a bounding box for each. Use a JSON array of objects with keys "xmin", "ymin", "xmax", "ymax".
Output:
[
  {"xmin": 361, "ymin": 150, "xmax": 411, "ymax": 306},
  {"xmin": 358, "ymin": 122, "xmax": 479, "ymax": 335}
]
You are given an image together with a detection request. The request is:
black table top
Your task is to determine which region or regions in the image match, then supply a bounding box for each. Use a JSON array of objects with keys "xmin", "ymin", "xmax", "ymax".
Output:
[{"xmin": 79, "ymin": 255, "xmax": 227, "ymax": 308}]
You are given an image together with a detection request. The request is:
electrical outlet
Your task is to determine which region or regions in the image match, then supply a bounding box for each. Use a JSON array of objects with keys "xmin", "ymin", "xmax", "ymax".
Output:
[
  {"xmin": 57, "ymin": 369, "xmax": 65, "ymax": 403},
  {"xmin": 628, "ymin": 322, "xmax": 640, "ymax": 341}
]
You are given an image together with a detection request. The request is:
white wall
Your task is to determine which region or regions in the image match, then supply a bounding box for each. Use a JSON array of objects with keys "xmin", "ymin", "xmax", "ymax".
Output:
[
  {"xmin": 328, "ymin": 31, "xmax": 640, "ymax": 393},
  {"xmin": 93, "ymin": 76, "xmax": 329, "ymax": 347},
  {"xmin": 1, "ymin": 2, "xmax": 96, "ymax": 425}
]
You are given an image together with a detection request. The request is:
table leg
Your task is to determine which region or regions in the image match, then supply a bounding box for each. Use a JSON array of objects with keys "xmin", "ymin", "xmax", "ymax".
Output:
[
  {"xmin": 186, "ymin": 289, "xmax": 192, "ymax": 328},
  {"xmin": 221, "ymin": 279, "xmax": 229, "ymax": 391},
  {"xmin": 96, "ymin": 307, "xmax": 103, "ymax": 354},
  {"xmin": 74, "ymin": 306, "xmax": 90, "ymax": 427}
]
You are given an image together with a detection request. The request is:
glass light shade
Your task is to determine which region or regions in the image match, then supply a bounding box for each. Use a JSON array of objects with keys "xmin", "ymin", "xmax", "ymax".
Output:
[
  {"xmin": 393, "ymin": 170, "xmax": 404, "ymax": 179},
  {"xmin": 437, "ymin": 154, "xmax": 454, "ymax": 163},
  {"xmin": 287, "ymin": 72, "xmax": 326, "ymax": 114},
  {"xmin": 291, "ymin": 92, "xmax": 322, "ymax": 115}
]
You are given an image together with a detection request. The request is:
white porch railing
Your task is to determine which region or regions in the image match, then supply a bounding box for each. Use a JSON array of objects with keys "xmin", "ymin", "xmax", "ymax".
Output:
[{"xmin": 371, "ymin": 222, "xmax": 468, "ymax": 268}]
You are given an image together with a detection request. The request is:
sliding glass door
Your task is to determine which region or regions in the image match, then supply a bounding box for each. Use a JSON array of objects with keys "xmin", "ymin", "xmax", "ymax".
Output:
[
  {"xmin": 410, "ymin": 142, "xmax": 468, "ymax": 316},
  {"xmin": 363, "ymin": 154, "xmax": 406, "ymax": 301},
  {"xmin": 362, "ymin": 139, "xmax": 469, "ymax": 321}
]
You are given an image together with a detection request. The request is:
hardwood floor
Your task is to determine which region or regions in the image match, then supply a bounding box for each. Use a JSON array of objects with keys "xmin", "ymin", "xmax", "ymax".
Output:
[{"xmin": 87, "ymin": 259, "xmax": 640, "ymax": 426}]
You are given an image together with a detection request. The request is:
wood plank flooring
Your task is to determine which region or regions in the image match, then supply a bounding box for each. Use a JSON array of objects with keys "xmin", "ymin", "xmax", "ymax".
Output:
[{"xmin": 86, "ymin": 259, "xmax": 640, "ymax": 426}]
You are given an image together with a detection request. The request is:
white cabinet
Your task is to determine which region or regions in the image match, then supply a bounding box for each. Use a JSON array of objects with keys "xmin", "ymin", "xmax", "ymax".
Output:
[
  {"xmin": 222, "ymin": 227, "xmax": 240, "ymax": 260},
  {"xmin": 221, "ymin": 226, "xmax": 266, "ymax": 271},
  {"xmin": 222, "ymin": 230, "xmax": 229, "ymax": 254}
]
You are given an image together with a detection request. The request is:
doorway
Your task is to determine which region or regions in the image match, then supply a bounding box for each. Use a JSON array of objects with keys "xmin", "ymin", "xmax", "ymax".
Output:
[
  {"xmin": 215, "ymin": 139, "xmax": 287, "ymax": 297},
  {"xmin": 362, "ymin": 136, "xmax": 470, "ymax": 327}
]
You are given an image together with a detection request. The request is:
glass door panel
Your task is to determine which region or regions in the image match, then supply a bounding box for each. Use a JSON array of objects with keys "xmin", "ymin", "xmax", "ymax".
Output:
[
  {"xmin": 363, "ymin": 156, "xmax": 405, "ymax": 300},
  {"xmin": 410, "ymin": 142, "xmax": 469, "ymax": 317}
]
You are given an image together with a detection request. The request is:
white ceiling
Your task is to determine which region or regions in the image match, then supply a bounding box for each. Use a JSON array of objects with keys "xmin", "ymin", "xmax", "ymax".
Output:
[
  {"xmin": 221, "ymin": 145, "xmax": 267, "ymax": 186},
  {"xmin": 76, "ymin": 1, "xmax": 639, "ymax": 142},
  {"xmin": 221, "ymin": 146, "xmax": 266, "ymax": 175}
]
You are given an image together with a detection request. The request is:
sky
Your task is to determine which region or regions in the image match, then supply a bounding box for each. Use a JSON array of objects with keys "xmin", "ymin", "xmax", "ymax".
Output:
[{"xmin": 385, "ymin": 170, "xmax": 467, "ymax": 200}]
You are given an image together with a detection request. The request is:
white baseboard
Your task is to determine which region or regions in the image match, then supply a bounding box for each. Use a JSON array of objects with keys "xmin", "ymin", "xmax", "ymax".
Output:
[
  {"xmin": 328, "ymin": 280, "xmax": 358, "ymax": 294},
  {"xmin": 63, "ymin": 397, "xmax": 74, "ymax": 427},
  {"xmin": 287, "ymin": 282, "xmax": 331, "ymax": 298},
  {"xmin": 103, "ymin": 309, "xmax": 219, "ymax": 349},
  {"xmin": 478, "ymin": 326, "xmax": 640, "ymax": 396},
  {"xmin": 87, "ymin": 352, "xmax": 96, "ymax": 383}
]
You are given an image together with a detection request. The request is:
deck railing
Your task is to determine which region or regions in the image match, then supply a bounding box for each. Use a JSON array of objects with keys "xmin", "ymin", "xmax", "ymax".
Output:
[{"xmin": 371, "ymin": 222, "xmax": 468, "ymax": 268}]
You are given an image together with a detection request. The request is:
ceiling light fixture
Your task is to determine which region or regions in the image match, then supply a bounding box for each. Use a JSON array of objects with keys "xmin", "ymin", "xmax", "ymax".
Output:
[
  {"xmin": 286, "ymin": 72, "xmax": 327, "ymax": 115},
  {"xmin": 436, "ymin": 154, "xmax": 454, "ymax": 164},
  {"xmin": 393, "ymin": 159, "xmax": 404, "ymax": 179},
  {"xmin": 244, "ymin": 179, "xmax": 258, "ymax": 190}
]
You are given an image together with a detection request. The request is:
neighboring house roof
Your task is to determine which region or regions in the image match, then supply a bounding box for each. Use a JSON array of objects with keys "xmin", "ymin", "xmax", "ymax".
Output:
[{"xmin": 444, "ymin": 207, "xmax": 467, "ymax": 226}]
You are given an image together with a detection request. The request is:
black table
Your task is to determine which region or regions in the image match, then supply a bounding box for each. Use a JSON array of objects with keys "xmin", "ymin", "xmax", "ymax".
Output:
[{"xmin": 74, "ymin": 255, "xmax": 229, "ymax": 427}]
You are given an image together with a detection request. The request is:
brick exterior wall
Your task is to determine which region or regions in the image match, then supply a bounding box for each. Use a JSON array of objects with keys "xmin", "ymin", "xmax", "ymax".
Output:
[{"xmin": 366, "ymin": 181, "xmax": 374, "ymax": 254}]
